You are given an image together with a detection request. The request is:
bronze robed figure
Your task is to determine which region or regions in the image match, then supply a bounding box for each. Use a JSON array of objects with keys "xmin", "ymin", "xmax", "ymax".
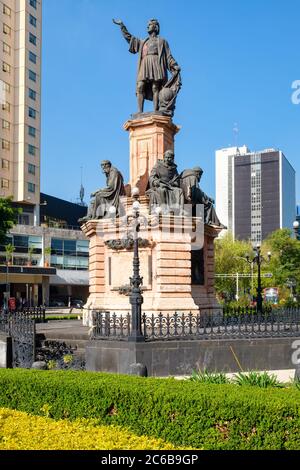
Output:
[
  {"xmin": 146, "ymin": 150, "xmax": 184, "ymax": 215},
  {"xmin": 180, "ymin": 167, "xmax": 223, "ymax": 226},
  {"xmin": 113, "ymin": 18, "xmax": 181, "ymax": 117},
  {"xmin": 79, "ymin": 161, "xmax": 125, "ymax": 223}
]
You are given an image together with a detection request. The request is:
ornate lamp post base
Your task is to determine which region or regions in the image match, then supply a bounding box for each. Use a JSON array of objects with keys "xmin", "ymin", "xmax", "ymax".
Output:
[{"xmin": 128, "ymin": 188, "xmax": 145, "ymax": 343}]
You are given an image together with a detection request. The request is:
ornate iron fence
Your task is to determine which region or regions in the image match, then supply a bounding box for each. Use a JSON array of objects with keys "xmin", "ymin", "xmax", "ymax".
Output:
[
  {"xmin": 0, "ymin": 307, "xmax": 46, "ymax": 323},
  {"xmin": 10, "ymin": 313, "xmax": 36, "ymax": 368},
  {"xmin": 90, "ymin": 308, "xmax": 300, "ymax": 341},
  {"xmin": 91, "ymin": 312, "xmax": 131, "ymax": 340},
  {"xmin": 0, "ymin": 312, "xmax": 36, "ymax": 367},
  {"xmin": 0, "ymin": 314, "xmax": 10, "ymax": 334},
  {"xmin": 19, "ymin": 307, "xmax": 46, "ymax": 323}
]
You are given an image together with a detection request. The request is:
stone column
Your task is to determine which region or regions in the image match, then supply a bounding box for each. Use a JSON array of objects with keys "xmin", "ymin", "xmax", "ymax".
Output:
[
  {"xmin": 42, "ymin": 277, "xmax": 50, "ymax": 306},
  {"xmin": 81, "ymin": 220, "xmax": 106, "ymax": 325},
  {"xmin": 124, "ymin": 115, "xmax": 180, "ymax": 194},
  {"xmin": 150, "ymin": 215, "xmax": 199, "ymax": 313}
]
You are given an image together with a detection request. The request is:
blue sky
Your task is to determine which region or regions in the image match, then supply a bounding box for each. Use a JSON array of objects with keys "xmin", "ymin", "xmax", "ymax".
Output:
[{"xmin": 41, "ymin": 0, "xmax": 300, "ymax": 204}]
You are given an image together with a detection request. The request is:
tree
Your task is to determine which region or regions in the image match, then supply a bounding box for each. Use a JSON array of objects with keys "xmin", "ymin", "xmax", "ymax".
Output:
[
  {"xmin": 215, "ymin": 229, "xmax": 300, "ymax": 305},
  {"xmin": 0, "ymin": 197, "xmax": 20, "ymax": 244},
  {"xmin": 215, "ymin": 233, "xmax": 253, "ymax": 301},
  {"xmin": 5, "ymin": 243, "xmax": 15, "ymax": 265},
  {"xmin": 262, "ymin": 229, "xmax": 300, "ymax": 297}
]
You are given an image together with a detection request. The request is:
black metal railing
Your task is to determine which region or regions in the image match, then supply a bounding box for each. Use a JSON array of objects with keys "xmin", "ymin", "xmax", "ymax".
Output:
[
  {"xmin": 0, "ymin": 312, "xmax": 36, "ymax": 368},
  {"xmin": 90, "ymin": 308, "xmax": 300, "ymax": 342},
  {"xmin": 0, "ymin": 307, "xmax": 46, "ymax": 324},
  {"xmin": 91, "ymin": 312, "xmax": 131, "ymax": 340},
  {"xmin": 10, "ymin": 314, "xmax": 36, "ymax": 368},
  {"xmin": 19, "ymin": 307, "xmax": 46, "ymax": 323},
  {"xmin": 0, "ymin": 314, "xmax": 10, "ymax": 334}
]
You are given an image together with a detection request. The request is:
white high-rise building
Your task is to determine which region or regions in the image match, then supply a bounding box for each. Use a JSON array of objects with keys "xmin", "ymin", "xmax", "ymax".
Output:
[
  {"xmin": 0, "ymin": 0, "xmax": 42, "ymax": 225},
  {"xmin": 216, "ymin": 146, "xmax": 296, "ymax": 244}
]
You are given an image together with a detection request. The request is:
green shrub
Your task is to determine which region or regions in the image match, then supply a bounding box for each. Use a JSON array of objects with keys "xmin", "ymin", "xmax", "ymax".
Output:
[
  {"xmin": 0, "ymin": 369, "xmax": 299, "ymax": 450},
  {"xmin": 233, "ymin": 371, "xmax": 284, "ymax": 388},
  {"xmin": 0, "ymin": 407, "xmax": 182, "ymax": 450},
  {"xmin": 46, "ymin": 316, "xmax": 79, "ymax": 321},
  {"xmin": 189, "ymin": 369, "xmax": 230, "ymax": 384}
]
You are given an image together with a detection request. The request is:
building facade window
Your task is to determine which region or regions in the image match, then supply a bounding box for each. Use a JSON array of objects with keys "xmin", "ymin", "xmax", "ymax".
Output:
[
  {"xmin": 1, "ymin": 159, "xmax": 9, "ymax": 170},
  {"xmin": 1, "ymin": 179, "xmax": 9, "ymax": 189},
  {"xmin": 2, "ymin": 120, "xmax": 10, "ymax": 130},
  {"xmin": 28, "ymin": 182, "xmax": 36, "ymax": 193},
  {"xmin": 29, "ymin": 88, "xmax": 36, "ymax": 100},
  {"xmin": 3, "ymin": 4, "xmax": 11, "ymax": 16},
  {"xmin": 28, "ymin": 126, "xmax": 36, "ymax": 137},
  {"xmin": 3, "ymin": 24, "xmax": 11, "ymax": 35},
  {"xmin": 3, "ymin": 42, "xmax": 11, "ymax": 55},
  {"xmin": 29, "ymin": 107, "xmax": 36, "ymax": 119},
  {"xmin": 28, "ymin": 144, "xmax": 36, "ymax": 156},
  {"xmin": 1, "ymin": 102, "xmax": 10, "ymax": 112},
  {"xmin": 29, "ymin": 70, "xmax": 37, "ymax": 82},
  {"xmin": 28, "ymin": 163, "xmax": 35, "ymax": 175},
  {"xmin": 51, "ymin": 239, "xmax": 89, "ymax": 271},
  {"xmin": 30, "ymin": 0, "xmax": 37, "ymax": 9},
  {"xmin": 1, "ymin": 139, "xmax": 10, "ymax": 150},
  {"xmin": 0, "ymin": 234, "xmax": 43, "ymax": 266},
  {"xmin": 2, "ymin": 62, "xmax": 11, "ymax": 73},
  {"xmin": 29, "ymin": 14, "xmax": 37, "ymax": 27},
  {"xmin": 29, "ymin": 33, "xmax": 37, "ymax": 45},
  {"xmin": 29, "ymin": 51, "xmax": 37, "ymax": 64},
  {"xmin": 2, "ymin": 81, "xmax": 10, "ymax": 93}
]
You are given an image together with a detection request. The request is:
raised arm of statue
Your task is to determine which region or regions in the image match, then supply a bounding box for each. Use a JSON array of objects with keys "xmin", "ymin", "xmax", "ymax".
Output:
[
  {"xmin": 113, "ymin": 18, "xmax": 131, "ymax": 42},
  {"xmin": 113, "ymin": 18, "xmax": 141, "ymax": 54}
]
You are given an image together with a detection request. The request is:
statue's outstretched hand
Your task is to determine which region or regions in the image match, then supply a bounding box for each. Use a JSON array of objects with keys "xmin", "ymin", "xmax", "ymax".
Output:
[{"xmin": 113, "ymin": 19, "xmax": 123, "ymax": 26}]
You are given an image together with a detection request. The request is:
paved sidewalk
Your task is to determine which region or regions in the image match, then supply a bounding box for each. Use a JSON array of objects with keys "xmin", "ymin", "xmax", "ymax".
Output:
[{"xmin": 36, "ymin": 320, "xmax": 90, "ymax": 340}]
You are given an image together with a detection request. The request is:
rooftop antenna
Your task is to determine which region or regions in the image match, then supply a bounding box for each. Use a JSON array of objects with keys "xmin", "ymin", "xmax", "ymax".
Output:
[
  {"xmin": 79, "ymin": 166, "xmax": 86, "ymax": 206},
  {"xmin": 233, "ymin": 122, "xmax": 239, "ymax": 149}
]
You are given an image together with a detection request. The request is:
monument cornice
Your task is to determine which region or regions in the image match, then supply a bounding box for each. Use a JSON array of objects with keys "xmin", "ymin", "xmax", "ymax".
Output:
[{"xmin": 123, "ymin": 114, "xmax": 181, "ymax": 135}]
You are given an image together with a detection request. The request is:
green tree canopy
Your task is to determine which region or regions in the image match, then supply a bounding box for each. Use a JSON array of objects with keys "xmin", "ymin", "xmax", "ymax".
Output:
[
  {"xmin": 263, "ymin": 229, "xmax": 300, "ymax": 295},
  {"xmin": 215, "ymin": 229, "xmax": 300, "ymax": 304},
  {"xmin": 215, "ymin": 233, "xmax": 253, "ymax": 301},
  {"xmin": 0, "ymin": 197, "xmax": 20, "ymax": 244}
]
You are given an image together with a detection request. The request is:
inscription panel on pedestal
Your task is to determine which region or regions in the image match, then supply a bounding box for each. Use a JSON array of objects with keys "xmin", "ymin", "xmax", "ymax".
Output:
[{"xmin": 108, "ymin": 251, "xmax": 152, "ymax": 289}]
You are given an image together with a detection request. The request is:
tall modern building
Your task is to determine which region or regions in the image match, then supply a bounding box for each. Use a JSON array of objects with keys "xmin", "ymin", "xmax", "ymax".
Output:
[
  {"xmin": 0, "ymin": 0, "xmax": 41, "ymax": 225},
  {"xmin": 216, "ymin": 146, "xmax": 296, "ymax": 244},
  {"xmin": 0, "ymin": 1, "xmax": 92, "ymax": 308},
  {"xmin": 296, "ymin": 205, "xmax": 300, "ymax": 239}
]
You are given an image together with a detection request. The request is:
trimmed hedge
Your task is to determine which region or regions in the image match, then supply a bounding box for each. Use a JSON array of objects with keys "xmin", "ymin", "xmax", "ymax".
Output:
[
  {"xmin": 0, "ymin": 408, "xmax": 181, "ymax": 450},
  {"xmin": 46, "ymin": 315, "xmax": 80, "ymax": 321},
  {"xmin": 0, "ymin": 369, "xmax": 299, "ymax": 450}
]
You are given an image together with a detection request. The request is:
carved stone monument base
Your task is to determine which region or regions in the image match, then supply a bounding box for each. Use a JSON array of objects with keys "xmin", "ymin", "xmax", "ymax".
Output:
[{"xmin": 81, "ymin": 198, "xmax": 222, "ymax": 326}]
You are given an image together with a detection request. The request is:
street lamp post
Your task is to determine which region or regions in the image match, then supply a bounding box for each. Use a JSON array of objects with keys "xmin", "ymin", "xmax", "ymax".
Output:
[
  {"xmin": 4, "ymin": 256, "xmax": 9, "ymax": 314},
  {"xmin": 247, "ymin": 245, "xmax": 271, "ymax": 314},
  {"xmin": 128, "ymin": 187, "xmax": 145, "ymax": 342},
  {"xmin": 293, "ymin": 220, "xmax": 300, "ymax": 240},
  {"xmin": 293, "ymin": 220, "xmax": 300, "ymax": 380},
  {"xmin": 256, "ymin": 247, "xmax": 263, "ymax": 313}
]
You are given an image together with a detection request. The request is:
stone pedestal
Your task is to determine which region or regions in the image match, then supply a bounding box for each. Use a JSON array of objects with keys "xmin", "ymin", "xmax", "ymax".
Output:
[
  {"xmin": 124, "ymin": 114, "xmax": 180, "ymax": 194},
  {"xmin": 81, "ymin": 203, "xmax": 222, "ymax": 326},
  {"xmin": 81, "ymin": 114, "xmax": 223, "ymax": 326}
]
